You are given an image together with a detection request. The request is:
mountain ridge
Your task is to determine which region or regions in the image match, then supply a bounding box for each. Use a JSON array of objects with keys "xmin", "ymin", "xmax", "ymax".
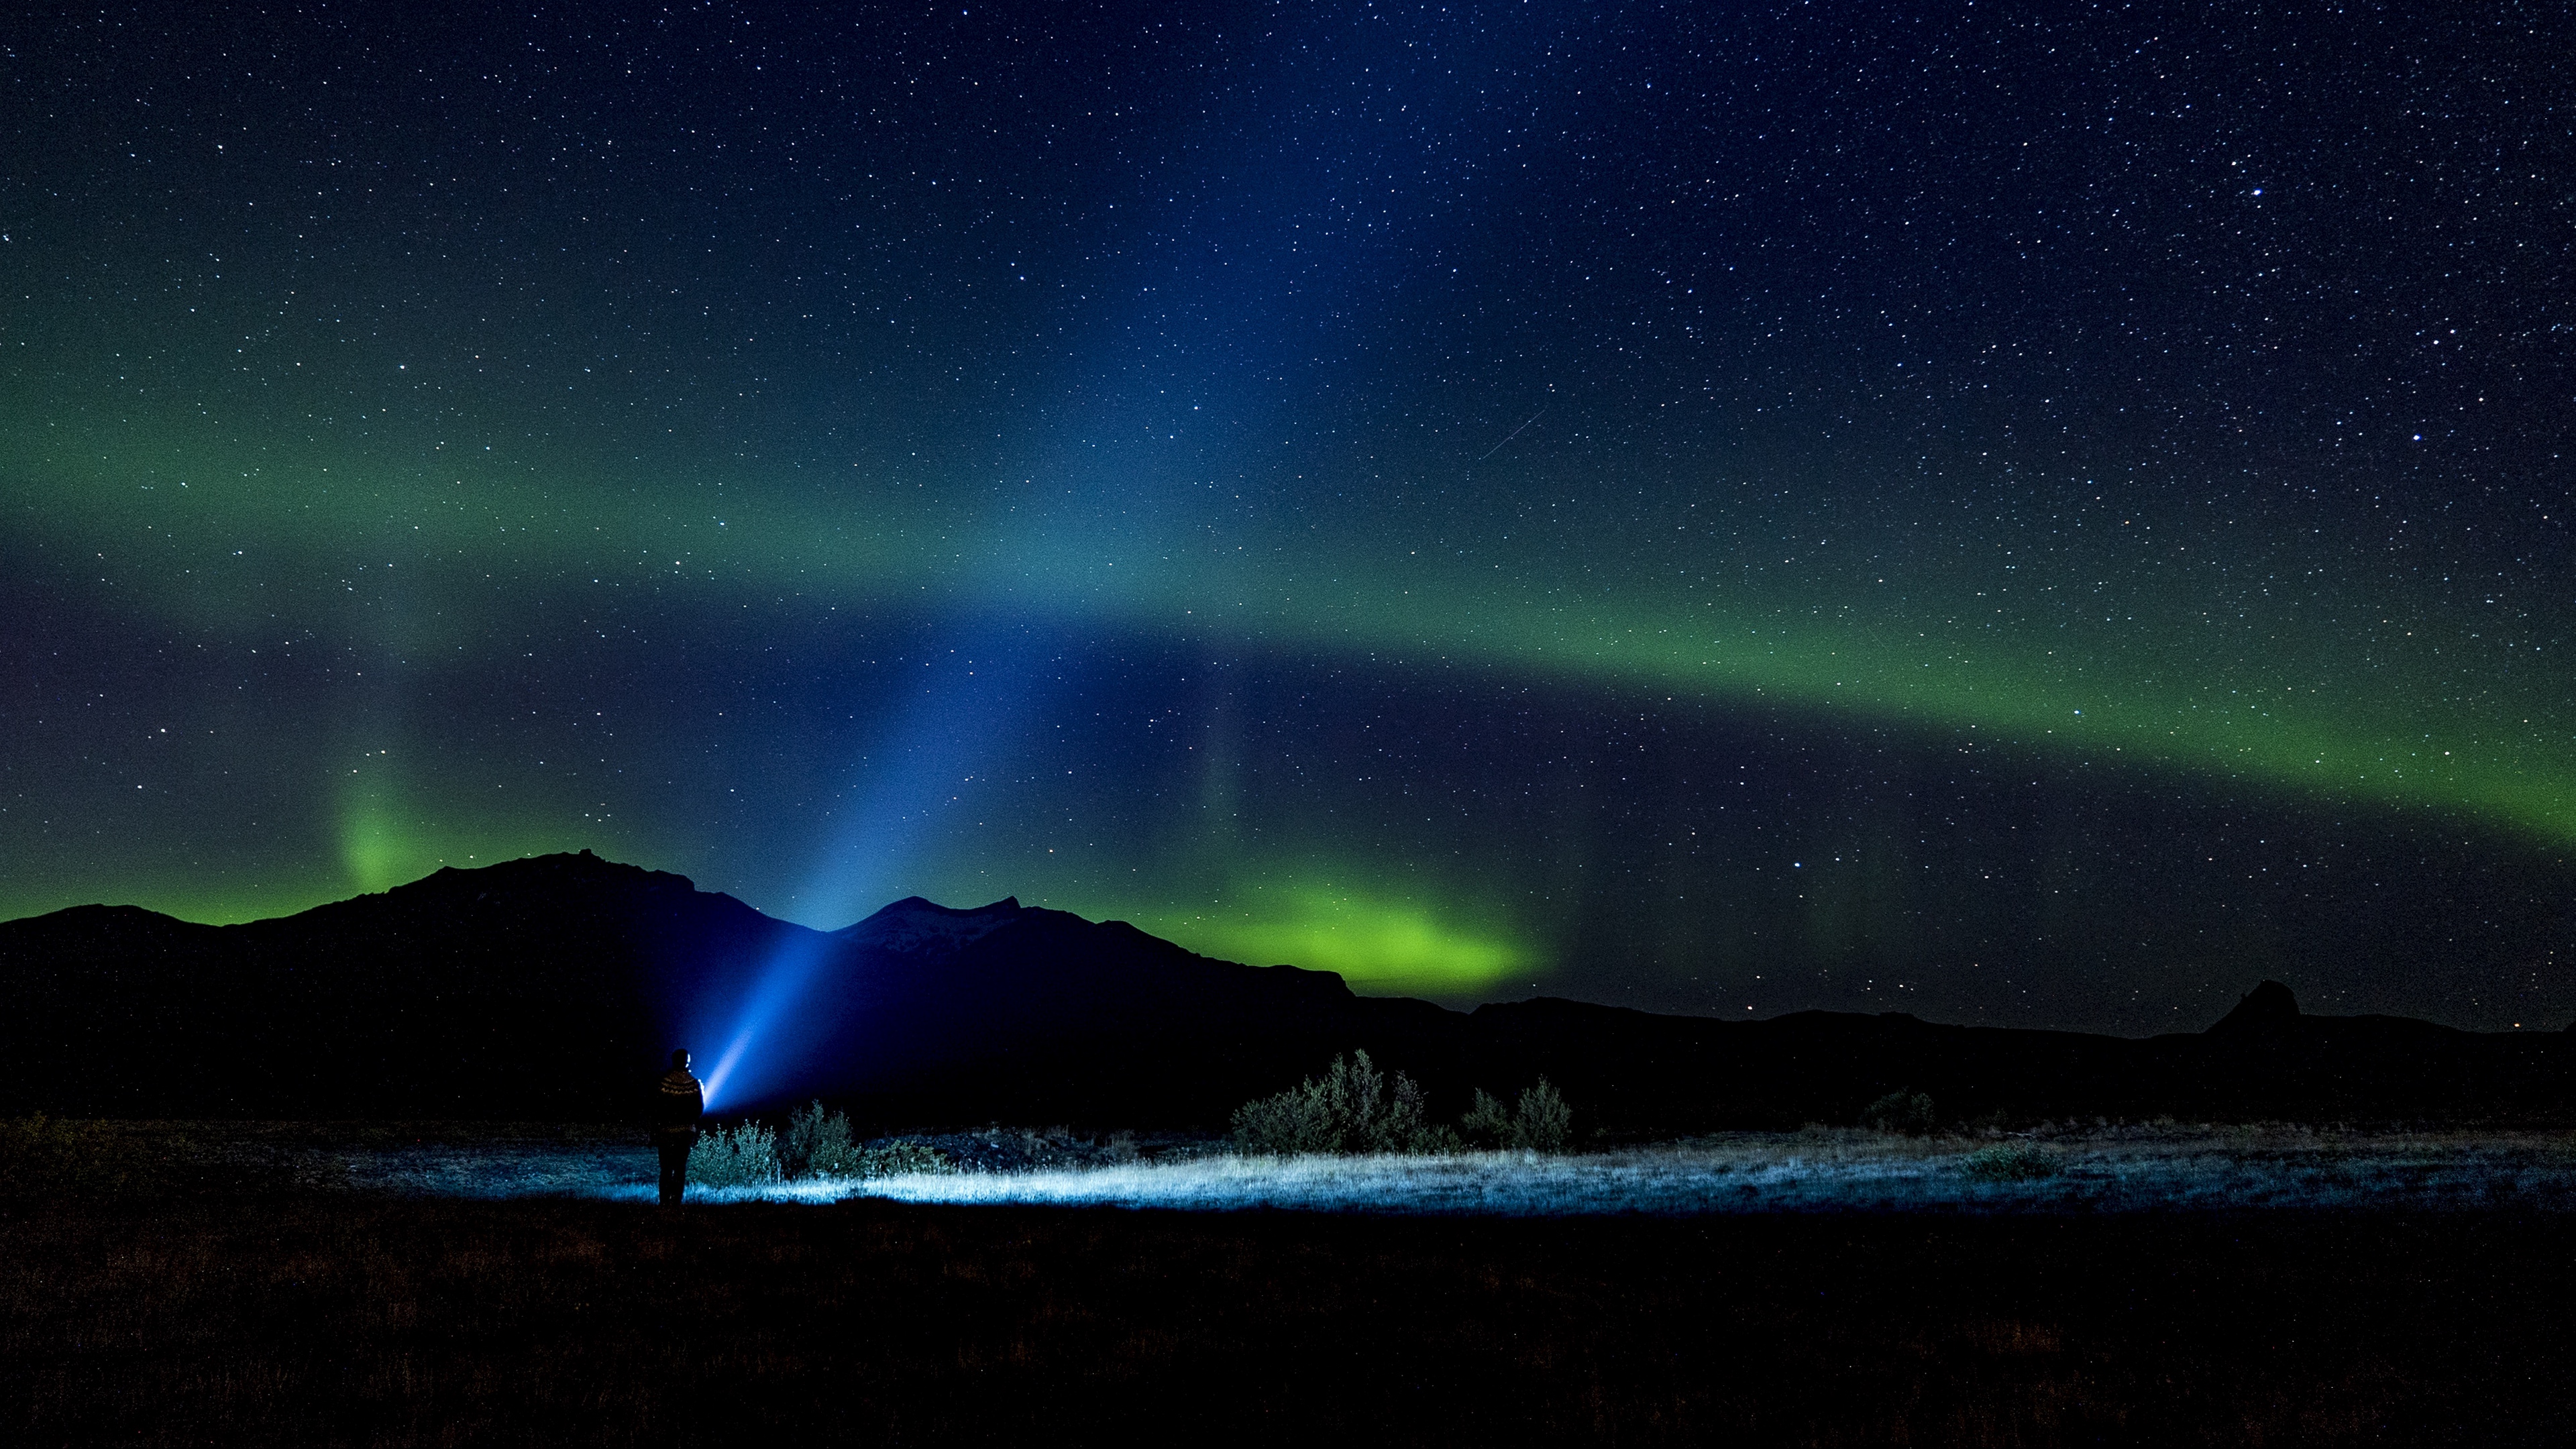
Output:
[{"xmin": 2, "ymin": 853, "xmax": 2569, "ymax": 1126}]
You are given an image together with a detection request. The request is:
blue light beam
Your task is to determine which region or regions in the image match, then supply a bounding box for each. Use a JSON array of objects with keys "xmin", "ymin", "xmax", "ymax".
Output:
[{"xmin": 689, "ymin": 627, "xmax": 1053, "ymax": 1110}]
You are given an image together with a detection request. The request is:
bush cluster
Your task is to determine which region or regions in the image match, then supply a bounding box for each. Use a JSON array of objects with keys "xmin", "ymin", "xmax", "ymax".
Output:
[
  {"xmin": 1230, "ymin": 1052, "xmax": 1573, "ymax": 1156},
  {"xmin": 688, "ymin": 1120, "xmax": 782, "ymax": 1189},
  {"xmin": 690, "ymin": 1102, "xmax": 955, "ymax": 1189},
  {"xmin": 848, "ymin": 1139, "xmax": 957, "ymax": 1177},
  {"xmin": 1230, "ymin": 1051, "xmax": 1456, "ymax": 1155},
  {"xmin": 1959, "ymin": 1141, "xmax": 2063, "ymax": 1182},
  {"xmin": 1860, "ymin": 1089, "xmax": 1937, "ymax": 1136},
  {"xmin": 1460, "ymin": 1080, "xmax": 1574, "ymax": 1151},
  {"xmin": 782, "ymin": 1099, "xmax": 863, "ymax": 1178}
]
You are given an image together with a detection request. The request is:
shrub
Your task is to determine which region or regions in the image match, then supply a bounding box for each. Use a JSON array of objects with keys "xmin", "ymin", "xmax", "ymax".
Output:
[
  {"xmin": 1407, "ymin": 1122, "xmax": 1466, "ymax": 1154},
  {"xmin": 1461, "ymin": 1079, "xmax": 1574, "ymax": 1151},
  {"xmin": 1960, "ymin": 1142, "xmax": 2063, "ymax": 1182},
  {"xmin": 1230, "ymin": 1051, "xmax": 1456, "ymax": 1155},
  {"xmin": 782, "ymin": 1100, "xmax": 864, "ymax": 1180},
  {"xmin": 1230, "ymin": 1078, "xmax": 1336, "ymax": 1155},
  {"xmin": 1514, "ymin": 1078, "xmax": 1572, "ymax": 1151},
  {"xmin": 849, "ymin": 1140, "xmax": 957, "ymax": 1177},
  {"xmin": 689, "ymin": 1120, "xmax": 782, "ymax": 1189},
  {"xmin": 1860, "ymin": 1089, "xmax": 1937, "ymax": 1136},
  {"xmin": 768, "ymin": 1103, "xmax": 954, "ymax": 1180}
]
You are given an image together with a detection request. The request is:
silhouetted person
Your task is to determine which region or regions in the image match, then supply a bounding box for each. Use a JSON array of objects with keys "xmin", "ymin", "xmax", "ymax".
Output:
[{"xmin": 653, "ymin": 1048, "xmax": 705, "ymax": 1206}]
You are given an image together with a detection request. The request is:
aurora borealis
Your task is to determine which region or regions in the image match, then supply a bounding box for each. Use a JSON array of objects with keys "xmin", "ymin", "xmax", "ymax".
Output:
[{"xmin": 5, "ymin": 0, "xmax": 2569, "ymax": 1030}]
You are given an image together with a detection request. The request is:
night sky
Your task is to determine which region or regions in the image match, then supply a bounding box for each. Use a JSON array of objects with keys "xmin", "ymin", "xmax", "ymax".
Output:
[{"xmin": 5, "ymin": 1, "xmax": 2569, "ymax": 1032}]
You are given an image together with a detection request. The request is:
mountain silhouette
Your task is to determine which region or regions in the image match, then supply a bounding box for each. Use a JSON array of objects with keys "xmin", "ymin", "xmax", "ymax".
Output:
[
  {"xmin": 2210, "ymin": 980, "xmax": 2302, "ymax": 1035},
  {"xmin": 1, "ymin": 853, "xmax": 2569, "ymax": 1127}
]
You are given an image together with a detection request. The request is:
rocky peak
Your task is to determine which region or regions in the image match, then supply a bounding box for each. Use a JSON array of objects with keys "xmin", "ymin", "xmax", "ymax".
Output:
[{"xmin": 837, "ymin": 895, "xmax": 1024, "ymax": 957}]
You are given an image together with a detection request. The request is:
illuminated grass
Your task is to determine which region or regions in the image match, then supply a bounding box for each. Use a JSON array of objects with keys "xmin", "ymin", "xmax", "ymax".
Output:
[
  {"xmin": 300, "ymin": 1127, "xmax": 2576, "ymax": 1214},
  {"xmin": 847, "ymin": 1134, "xmax": 2576, "ymax": 1214}
]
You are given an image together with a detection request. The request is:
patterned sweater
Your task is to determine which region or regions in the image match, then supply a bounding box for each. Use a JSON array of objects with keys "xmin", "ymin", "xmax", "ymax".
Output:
[{"xmin": 653, "ymin": 1068, "xmax": 705, "ymax": 1140}]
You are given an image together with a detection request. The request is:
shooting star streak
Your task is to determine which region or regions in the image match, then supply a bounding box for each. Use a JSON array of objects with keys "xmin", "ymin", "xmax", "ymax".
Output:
[{"xmin": 1477, "ymin": 407, "xmax": 1548, "ymax": 462}]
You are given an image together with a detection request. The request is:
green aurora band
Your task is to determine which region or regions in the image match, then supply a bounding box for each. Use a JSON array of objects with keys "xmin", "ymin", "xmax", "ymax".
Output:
[
  {"xmin": 11, "ymin": 400, "xmax": 2567, "ymax": 861},
  {"xmin": 7, "ymin": 0, "xmax": 2568, "ymax": 1028}
]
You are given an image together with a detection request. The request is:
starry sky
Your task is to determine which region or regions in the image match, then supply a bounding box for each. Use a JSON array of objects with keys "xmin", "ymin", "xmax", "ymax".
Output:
[{"xmin": 5, "ymin": 0, "xmax": 2570, "ymax": 1033}]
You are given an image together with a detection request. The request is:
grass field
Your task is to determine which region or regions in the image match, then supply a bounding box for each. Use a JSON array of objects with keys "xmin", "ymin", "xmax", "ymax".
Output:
[
  {"xmin": 5, "ymin": 1122, "xmax": 2573, "ymax": 1444},
  {"xmin": 7, "ymin": 1196, "xmax": 2573, "ymax": 1446},
  {"xmin": 849, "ymin": 1126, "xmax": 2576, "ymax": 1214},
  {"xmin": 182, "ymin": 1121, "xmax": 2576, "ymax": 1214}
]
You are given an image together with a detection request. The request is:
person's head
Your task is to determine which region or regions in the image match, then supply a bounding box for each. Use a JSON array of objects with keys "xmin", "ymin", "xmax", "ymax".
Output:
[{"xmin": 671, "ymin": 1048, "xmax": 690, "ymax": 1070}]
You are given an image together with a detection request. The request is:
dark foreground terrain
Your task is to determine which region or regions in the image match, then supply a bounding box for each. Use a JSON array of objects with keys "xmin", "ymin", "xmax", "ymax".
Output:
[{"xmin": 5, "ymin": 1193, "xmax": 2569, "ymax": 1446}]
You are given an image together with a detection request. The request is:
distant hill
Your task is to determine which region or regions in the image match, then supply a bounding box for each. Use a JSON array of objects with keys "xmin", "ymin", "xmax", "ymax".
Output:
[{"xmin": 2, "ymin": 853, "xmax": 2569, "ymax": 1128}]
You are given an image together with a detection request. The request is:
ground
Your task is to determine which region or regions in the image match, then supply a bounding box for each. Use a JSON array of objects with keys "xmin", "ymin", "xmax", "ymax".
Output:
[
  {"xmin": 3, "ymin": 1123, "xmax": 2572, "ymax": 1444},
  {"xmin": 217, "ymin": 1120, "xmax": 2576, "ymax": 1212}
]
